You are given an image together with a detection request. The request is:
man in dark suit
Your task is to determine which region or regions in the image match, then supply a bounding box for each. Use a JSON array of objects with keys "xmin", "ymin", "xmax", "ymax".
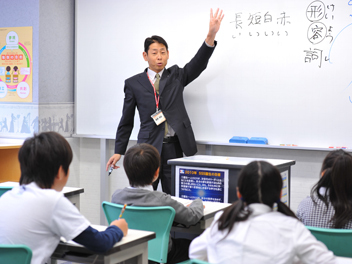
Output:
[{"xmin": 107, "ymin": 8, "xmax": 224, "ymax": 194}]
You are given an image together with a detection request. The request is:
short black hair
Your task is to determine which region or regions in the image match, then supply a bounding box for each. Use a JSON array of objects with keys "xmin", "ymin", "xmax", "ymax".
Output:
[
  {"xmin": 123, "ymin": 143, "xmax": 160, "ymax": 187},
  {"xmin": 144, "ymin": 35, "xmax": 168, "ymax": 53},
  {"xmin": 19, "ymin": 132, "xmax": 73, "ymax": 188}
]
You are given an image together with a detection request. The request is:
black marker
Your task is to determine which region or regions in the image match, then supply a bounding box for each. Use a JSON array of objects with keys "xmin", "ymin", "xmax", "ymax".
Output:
[{"xmin": 108, "ymin": 166, "xmax": 114, "ymax": 176}]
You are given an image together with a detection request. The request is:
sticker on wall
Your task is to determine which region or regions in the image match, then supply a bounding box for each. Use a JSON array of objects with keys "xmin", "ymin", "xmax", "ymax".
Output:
[{"xmin": 0, "ymin": 27, "xmax": 33, "ymax": 102}]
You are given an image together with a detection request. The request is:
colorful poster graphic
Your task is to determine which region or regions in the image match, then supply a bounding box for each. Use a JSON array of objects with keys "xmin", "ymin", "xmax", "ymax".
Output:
[
  {"xmin": 176, "ymin": 166, "xmax": 229, "ymax": 203},
  {"xmin": 0, "ymin": 27, "xmax": 33, "ymax": 102}
]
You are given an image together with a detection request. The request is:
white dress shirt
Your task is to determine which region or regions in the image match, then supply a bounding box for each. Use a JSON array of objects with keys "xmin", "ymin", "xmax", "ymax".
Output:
[{"xmin": 189, "ymin": 203, "xmax": 336, "ymax": 264}]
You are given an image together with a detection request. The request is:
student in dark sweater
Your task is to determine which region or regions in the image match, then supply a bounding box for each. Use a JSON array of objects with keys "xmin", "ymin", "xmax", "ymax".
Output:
[{"xmin": 112, "ymin": 143, "xmax": 204, "ymax": 264}]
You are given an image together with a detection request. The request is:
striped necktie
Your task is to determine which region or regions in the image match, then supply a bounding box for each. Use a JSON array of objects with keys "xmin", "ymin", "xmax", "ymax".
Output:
[{"xmin": 154, "ymin": 73, "xmax": 168, "ymax": 136}]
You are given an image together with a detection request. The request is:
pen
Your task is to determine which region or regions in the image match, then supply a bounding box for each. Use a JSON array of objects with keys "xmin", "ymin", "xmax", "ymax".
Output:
[
  {"xmin": 108, "ymin": 165, "xmax": 114, "ymax": 176},
  {"xmin": 118, "ymin": 204, "xmax": 127, "ymax": 219}
]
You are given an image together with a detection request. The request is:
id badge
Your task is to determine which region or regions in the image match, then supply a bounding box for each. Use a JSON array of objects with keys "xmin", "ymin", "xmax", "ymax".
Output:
[{"xmin": 151, "ymin": 110, "xmax": 166, "ymax": 126}]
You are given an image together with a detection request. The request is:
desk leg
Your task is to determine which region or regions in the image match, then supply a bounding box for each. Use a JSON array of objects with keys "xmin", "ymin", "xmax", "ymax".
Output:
[
  {"xmin": 205, "ymin": 145, "xmax": 213, "ymax": 155},
  {"xmin": 105, "ymin": 243, "xmax": 148, "ymax": 264},
  {"xmin": 100, "ymin": 138, "xmax": 109, "ymax": 225},
  {"xmin": 66, "ymin": 194, "xmax": 80, "ymax": 210}
]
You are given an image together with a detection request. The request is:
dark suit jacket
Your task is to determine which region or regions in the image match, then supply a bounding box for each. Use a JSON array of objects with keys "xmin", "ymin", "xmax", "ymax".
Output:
[{"xmin": 114, "ymin": 41, "xmax": 217, "ymax": 156}]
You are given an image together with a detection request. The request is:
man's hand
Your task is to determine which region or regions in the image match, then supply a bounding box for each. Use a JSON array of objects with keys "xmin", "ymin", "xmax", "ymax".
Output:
[
  {"xmin": 206, "ymin": 8, "xmax": 224, "ymax": 46},
  {"xmin": 106, "ymin": 154, "xmax": 121, "ymax": 171},
  {"xmin": 111, "ymin": 219, "xmax": 128, "ymax": 236}
]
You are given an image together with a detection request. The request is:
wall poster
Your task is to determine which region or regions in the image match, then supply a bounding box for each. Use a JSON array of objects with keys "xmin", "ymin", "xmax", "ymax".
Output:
[{"xmin": 0, "ymin": 26, "xmax": 33, "ymax": 102}]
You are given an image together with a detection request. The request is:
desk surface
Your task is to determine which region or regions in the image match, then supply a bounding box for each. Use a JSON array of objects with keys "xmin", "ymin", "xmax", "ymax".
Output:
[
  {"xmin": 0, "ymin": 181, "xmax": 84, "ymax": 197},
  {"xmin": 171, "ymin": 197, "xmax": 231, "ymax": 232},
  {"xmin": 337, "ymin": 257, "xmax": 352, "ymax": 264},
  {"xmin": 168, "ymin": 155, "xmax": 296, "ymax": 170},
  {"xmin": 56, "ymin": 225, "xmax": 155, "ymax": 254},
  {"xmin": 172, "ymin": 197, "xmax": 231, "ymax": 221},
  {"xmin": 52, "ymin": 225, "xmax": 155, "ymax": 264},
  {"xmin": 0, "ymin": 139, "xmax": 24, "ymax": 149}
]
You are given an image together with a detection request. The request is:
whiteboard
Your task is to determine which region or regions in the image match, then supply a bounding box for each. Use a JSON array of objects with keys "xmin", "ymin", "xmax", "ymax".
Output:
[{"xmin": 75, "ymin": 0, "xmax": 352, "ymax": 148}]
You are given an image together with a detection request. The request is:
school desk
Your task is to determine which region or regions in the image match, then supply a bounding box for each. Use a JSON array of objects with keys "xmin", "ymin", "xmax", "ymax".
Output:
[
  {"xmin": 337, "ymin": 256, "xmax": 352, "ymax": 263},
  {"xmin": 169, "ymin": 155, "xmax": 295, "ymax": 206},
  {"xmin": 171, "ymin": 197, "xmax": 231, "ymax": 234},
  {"xmin": 50, "ymin": 226, "xmax": 155, "ymax": 264},
  {"xmin": 0, "ymin": 181, "xmax": 84, "ymax": 209},
  {"xmin": 0, "ymin": 139, "xmax": 23, "ymax": 182}
]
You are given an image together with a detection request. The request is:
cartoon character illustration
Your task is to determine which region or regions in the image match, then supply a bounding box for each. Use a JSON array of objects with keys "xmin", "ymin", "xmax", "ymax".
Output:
[
  {"xmin": 0, "ymin": 117, "xmax": 8, "ymax": 132},
  {"xmin": 5, "ymin": 66, "xmax": 11, "ymax": 83},
  {"xmin": 20, "ymin": 113, "xmax": 31, "ymax": 133},
  {"xmin": 13, "ymin": 66, "xmax": 18, "ymax": 83},
  {"xmin": 31, "ymin": 116, "xmax": 39, "ymax": 133},
  {"xmin": 9, "ymin": 113, "xmax": 16, "ymax": 132},
  {"xmin": 58, "ymin": 118, "xmax": 64, "ymax": 132}
]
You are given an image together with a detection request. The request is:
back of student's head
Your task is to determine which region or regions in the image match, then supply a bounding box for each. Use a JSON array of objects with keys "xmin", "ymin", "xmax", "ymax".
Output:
[
  {"xmin": 311, "ymin": 150, "xmax": 351, "ymax": 207},
  {"xmin": 321, "ymin": 149, "xmax": 348, "ymax": 178},
  {"xmin": 123, "ymin": 143, "xmax": 160, "ymax": 187},
  {"xmin": 329, "ymin": 153, "xmax": 352, "ymax": 228},
  {"xmin": 19, "ymin": 132, "xmax": 73, "ymax": 188},
  {"xmin": 237, "ymin": 161, "xmax": 282, "ymax": 207},
  {"xmin": 217, "ymin": 161, "xmax": 296, "ymax": 235}
]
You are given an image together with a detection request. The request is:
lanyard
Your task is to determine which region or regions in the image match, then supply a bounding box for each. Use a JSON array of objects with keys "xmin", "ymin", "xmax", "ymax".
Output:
[{"xmin": 147, "ymin": 72, "xmax": 160, "ymax": 111}]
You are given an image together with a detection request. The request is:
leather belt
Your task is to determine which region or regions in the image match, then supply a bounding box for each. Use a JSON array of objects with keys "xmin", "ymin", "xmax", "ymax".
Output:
[{"xmin": 163, "ymin": 135, "xmax": 179, "ymax": 144}]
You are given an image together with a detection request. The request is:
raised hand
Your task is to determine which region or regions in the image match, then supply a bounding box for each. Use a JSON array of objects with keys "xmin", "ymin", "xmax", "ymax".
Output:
[{"xmin": 206, "ymin": 8, "xmax": 224, "ymax": 46}]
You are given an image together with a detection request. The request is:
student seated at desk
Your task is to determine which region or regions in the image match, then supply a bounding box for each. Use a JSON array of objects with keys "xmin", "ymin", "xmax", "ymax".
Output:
[
  {"xmin": 297, "ymin": 150, "xmax": 352, "ymax": 228},
  {"xmin": 189, "ymin": 161, "xmax": 336, "ymax": 264},
  {"xmin": 111, "ymin": 143, "xmax": 204, "ymax": 264},
  {"xmin": 0, "ymin": 132, "xmax": 128, "ymax": 264}
]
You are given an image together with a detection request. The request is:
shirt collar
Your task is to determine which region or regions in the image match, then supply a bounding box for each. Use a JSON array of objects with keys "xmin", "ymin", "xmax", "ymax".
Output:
[
  {"xmin": 319, "ymin": 187, "xmax": 327, "ymax": 196},
  {"xmin": 247, "ymin": 203, "xmax": 273, "ymax": 218},
  {"xmin": 128, "ymin": 185, "xmax": 154, "ymax": 191},
  {"xmin": 147, "ymin": 68, "xmax": 164, "ymax": 81}
]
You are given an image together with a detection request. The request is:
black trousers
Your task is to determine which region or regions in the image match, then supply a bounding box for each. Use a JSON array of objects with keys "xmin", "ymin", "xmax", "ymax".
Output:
[
  {"xmin": 148, "ymin": 238, "xmax": 191, "ymax": 264},
  {"xmin": 152, "ymin": 136, "xmax": 183, "ymax": 195}
]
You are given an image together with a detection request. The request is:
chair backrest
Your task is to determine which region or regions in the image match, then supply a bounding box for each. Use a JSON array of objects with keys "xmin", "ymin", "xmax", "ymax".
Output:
[
  {"xmin": 306, "ymin": 226, "xmax": 352, "ymax": 257},
  {"xmin": 0, "ymin": 244, "xmax": 32, "ymax": 264},
  {"xmin": 0, "ymin": 186, "xmax": 12, "ymax": 197},
  {"xmin": 102, "ymin": 201, "xmax": 175, "ymax": 263}
]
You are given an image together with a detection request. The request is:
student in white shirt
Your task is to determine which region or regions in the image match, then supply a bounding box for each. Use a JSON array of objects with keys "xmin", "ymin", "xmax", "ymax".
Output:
[
  {"xmin": 0, "ymin": 132, "xmax": 128, "ymax": 264},
  {"xmin": 189, "ymin": 160, "xmax": 336, "ymax": 264}
]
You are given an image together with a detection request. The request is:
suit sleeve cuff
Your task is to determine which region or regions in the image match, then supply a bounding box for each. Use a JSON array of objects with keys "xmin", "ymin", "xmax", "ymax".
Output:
[{"xmin": 204, "ymin": 40, "xmax": 215, "ymax": 48}]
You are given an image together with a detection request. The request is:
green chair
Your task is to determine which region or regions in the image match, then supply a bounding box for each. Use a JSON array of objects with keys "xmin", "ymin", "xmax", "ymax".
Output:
[
  {"xmin": 0, "ymin": 186, "xmax": 12, "ymax": 197},
  {"xmin": 306, "ymin": 226, "xmax": 352, "ymax": 257},
  {"xmin": 102, "ymin": 201, "xmax": 175, "ymax": 264},
  {"xmin": 178, "ymin": 259, "xmax": 211, "ymax": 264},
  {"xmin": 0, "ymin": 244, "xmax": 32, "ymax": 264}
]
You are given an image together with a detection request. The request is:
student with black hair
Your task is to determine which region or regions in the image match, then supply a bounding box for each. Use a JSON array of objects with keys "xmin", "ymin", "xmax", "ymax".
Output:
[
  {"xmin": 106, "ymin": 8, "xmax": 224, "ymax": 195},
  {"xmin": 297, "ymin": 150, "xmax": 352, "ymax": 229},
  {"xmin": 189, "ymin": 161, "xmax": 335, "ymax": 264},
  {"xmin": 111, "ymin": 143, "xmax": 204, "ymax": 264},
  {"xmin": 0, "ymin": 132, "xmax": 128, "ymax": 264}
]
